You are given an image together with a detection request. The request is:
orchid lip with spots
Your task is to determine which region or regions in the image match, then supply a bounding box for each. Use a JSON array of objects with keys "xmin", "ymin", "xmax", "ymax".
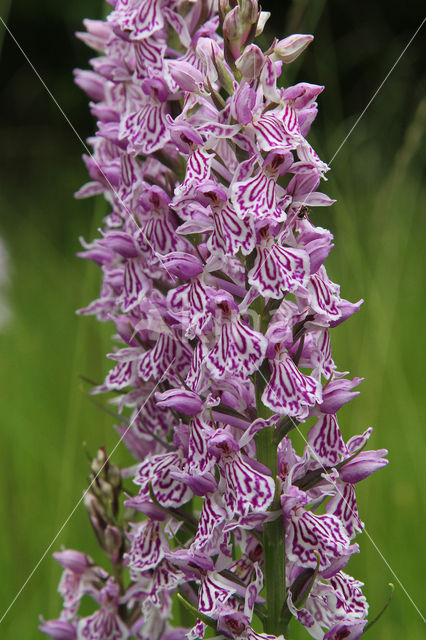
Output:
[{"xmin": 41, "ymin": 2, "xmax": 388, "ymax": 640}]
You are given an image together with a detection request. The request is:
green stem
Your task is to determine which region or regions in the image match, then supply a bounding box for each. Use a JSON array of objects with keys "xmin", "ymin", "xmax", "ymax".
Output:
[
  {"xmin": 255, "ymin": 381, "xmax": 288, "ymax": 636},
  {"xmin": 273, "ymin": 415, "xmax": 298, "ymax": 444},
  {"xmin": 111, "ymin": 559, "xmax": 125, "ymax": 596},
  {"xmin": 262, "ymin": 507, "xmax": 286, "ymax": 634}
]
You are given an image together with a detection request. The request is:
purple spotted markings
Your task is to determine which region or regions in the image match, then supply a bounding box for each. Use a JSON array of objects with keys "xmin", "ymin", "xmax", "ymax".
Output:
[{"xmin": 41, "ymin": 3, "xmax": 388, "ymax": 640}]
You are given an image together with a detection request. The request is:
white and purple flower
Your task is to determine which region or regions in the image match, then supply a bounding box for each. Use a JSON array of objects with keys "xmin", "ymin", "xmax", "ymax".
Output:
[{"xmin": 42, "ymin": 2, "xmax": 388, "ymax": 639}]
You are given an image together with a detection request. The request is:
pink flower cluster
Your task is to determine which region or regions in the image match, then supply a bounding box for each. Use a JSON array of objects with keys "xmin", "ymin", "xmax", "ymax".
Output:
[{"xmin": 40, "ymin": 2, "xmax": 388, "ymax": 639}]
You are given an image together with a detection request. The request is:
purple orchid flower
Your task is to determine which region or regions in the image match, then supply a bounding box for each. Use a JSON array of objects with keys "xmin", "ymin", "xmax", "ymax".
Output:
[{"xmin": 41, "ymin": 2, "xmax": 388, "ymax": 639}]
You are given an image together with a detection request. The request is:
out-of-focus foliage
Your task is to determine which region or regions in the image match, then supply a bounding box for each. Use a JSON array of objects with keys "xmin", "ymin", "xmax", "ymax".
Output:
[{"xmin": 0, "ymin": 1, "xmax": 424, "ymax": 638}]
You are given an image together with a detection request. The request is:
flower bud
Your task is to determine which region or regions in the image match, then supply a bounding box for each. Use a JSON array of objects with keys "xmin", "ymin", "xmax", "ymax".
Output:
[
  {"xmin": 39, "ymin": 619, "xmax": 76, "ymax": 640},
  {"xmin": 76, "ymin": 20, "xmax": 111, "ymax": 52},
  {"xmin": 240, "ymin": 0, "xmax": 259, "ymax": 48},
  {"xmin": 89, "ymin": 103, "xmax": 118, "ymax": 123},
  {"xmin": 223, "ymin": 7, "xmax": 242, "ymax": 61},
  {"xmin": 273, "ymin": 34, "xmax": 314, "ymax": 64},
  {"xmin": 339, "ymin": 450, "xmax": 389, "ymax": 484},
  {"xmin": 53, "ymin": 550, "xmax": 92, "ymax": 574},
  {"xmin": 168, "ymin": 60, "xmax": 204, "ymax": 92},
  {"xmin": 236, "ymin": 44, "xmax": 265, "ymax": 80},
  {"xmin": 84, "ymin": 492, "xmax": 107, "ymax": 537},
  {"xmin": 282, "ymin": 82, "xmax": 324, "ymax": 109},
  {"xmin": 240, "ymin": 0, "xmax": 258, "ymax": 24},
  {"xmin": 160, "ymin": 251, "xmax": 204, "ymax": 280},
  {"xmin": 107, "ymin": 461, "xmax": 122, "ymax": 490},
  {"xmin": 98, "ymin": 478, "xmax": 115, "ymax": 502},
  {"xmin": 155, "ymin": 388, "xmax": 203, "ymax": 416},
  {"xmin": 223, "ymin": 1, "xmax": 259, "ymax": 63},
  {"xmin": 73, "ymin": 69, "xmax": 105, "ymax": 101},
  {"xmin": 104, "ymin": 525, "xmax": 123, "ymax": 563},
  {"xmin": 219, "ymin": 0, "xmax": 238, "ymax": 24},
  {"xmin": 90, "ymin": 448, "xmax": 121, "ymax": 496},
  {"xmin": 124, "ymin": 496, "xmax": 166, "ymax": 520},
  {"xmin": 99, "ymin": 231, "xmax": 139, "ymax": 258},
  {"xmin": 90, "ymin": 56, "xmax": 120, "ymax": 82},
  {"xmin": 319, "ymin": 378, "xmax": 363, "ymax": 414},
  {"xmin": 90, "ymin": 446, "xmax": 108, "ymax": 476}
]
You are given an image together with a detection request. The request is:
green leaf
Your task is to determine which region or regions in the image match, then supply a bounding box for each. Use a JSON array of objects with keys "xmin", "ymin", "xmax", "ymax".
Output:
[{"xmin": 175, "ymin": 593, "xmax": 217, "ymax": 630}]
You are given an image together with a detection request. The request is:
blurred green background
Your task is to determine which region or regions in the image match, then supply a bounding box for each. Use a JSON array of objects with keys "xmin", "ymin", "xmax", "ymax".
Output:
[{"xmin": 0, "ymin": 0, "xmax": 424, "ymax": 638}]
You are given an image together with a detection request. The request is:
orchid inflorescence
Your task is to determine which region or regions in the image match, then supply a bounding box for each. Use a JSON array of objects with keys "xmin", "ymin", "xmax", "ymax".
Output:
[{"xmin": 40, "ymin": 2, "xmax": 388, "ymax": 639}]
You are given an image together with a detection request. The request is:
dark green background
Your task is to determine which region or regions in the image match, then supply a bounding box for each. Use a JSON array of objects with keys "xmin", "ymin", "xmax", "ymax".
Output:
[{"xmin": 0, "ymin": 1, "xmax": 425, "ymax": 638}]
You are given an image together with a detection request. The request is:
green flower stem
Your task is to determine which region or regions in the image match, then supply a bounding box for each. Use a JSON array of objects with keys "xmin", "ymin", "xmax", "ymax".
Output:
[
  {"xmin": 255, "ymin": 370, "xmax": 288, "ymax": 637},
  {"xmin": 256, "ymin": 427, "xmax": 287, "ymax": 636}
]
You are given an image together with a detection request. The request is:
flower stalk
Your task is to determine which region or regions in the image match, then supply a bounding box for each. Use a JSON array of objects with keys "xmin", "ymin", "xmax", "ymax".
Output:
[
  {"xmin": 261, "ymin": 475, "xmax": 286, "ymax": 635},
  {"xmin": 40, "ymin": 2, "xmax": 390, "ymax": 639}
]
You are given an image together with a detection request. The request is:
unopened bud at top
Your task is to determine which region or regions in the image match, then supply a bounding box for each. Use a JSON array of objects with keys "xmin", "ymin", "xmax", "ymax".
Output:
[
  {"xmin": 219, "ymin": 0, "xmax": 239, "ymax": 18},
  {"xmin": 223, "ymin": 7, "xmax": 242, "ymax": 60},
  {"xmin": 104, "ymin": 525, "xmax": 123, "ymax": 563},
  {"xmin": 273, "ymin": 34, "xmax": 314, "ymax": 64},
  {"xmin": 223, "ymin": 1, "xmax": 260, "ymax": 63},
  {"xmin": 91, "ymin": 446, "xmax": 108, "ymax": 476},
  {"xmin": 90, "ymin": 447, "xmax": 121, "ymax": 491},
  {"xmin": 236, "ymin": 44, "xmax": 265, "ymax": 80},
  {"xmin": 240, "ymin": 0, "xmax": 258, "ymax": 23}
]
